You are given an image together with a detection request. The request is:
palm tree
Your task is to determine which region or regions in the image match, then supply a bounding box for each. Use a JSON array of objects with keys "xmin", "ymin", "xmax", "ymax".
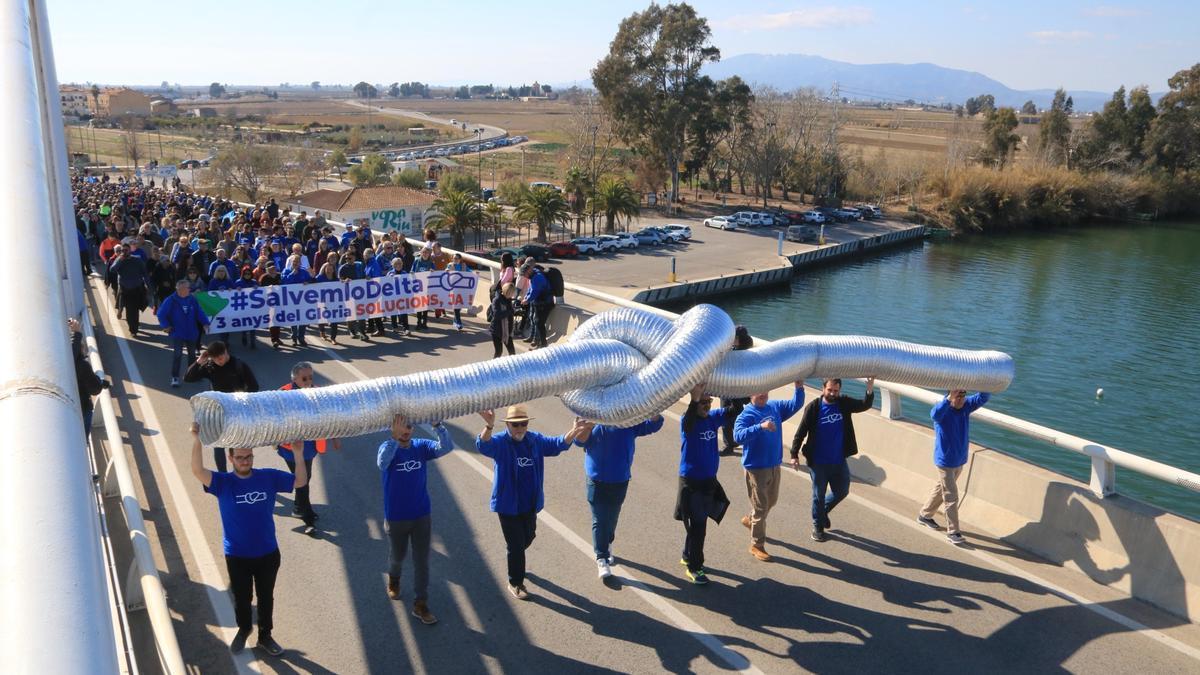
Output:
[
  {"xmin": 483, "ymin": 201, "xmax": 506, "ymax": 247},
  {"xmin": 514, "ymin": 187, "xmax": 570, "ymax": 243},
  {"xmin": 562, "ymin": 166, "xmax": 590, "ymax": 236},
  {"xmin": 588, "ymin": 175, "xmax": 640, "ymax": 234},
  {"xmin": 426, "ymin": 189, "xmax": 481, "ymax": 250},
  {"xmin": 89, "ymin": 84, "xmax": 101, "ymax": 117}
]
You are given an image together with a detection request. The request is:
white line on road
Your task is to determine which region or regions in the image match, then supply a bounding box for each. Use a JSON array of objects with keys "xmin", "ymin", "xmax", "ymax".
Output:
[
  {"xmin": 96, "ymin": 284, "xmax": 260, "ymax": 675},
  {"xmin": 323, "ymin": 347, "xmax": 763, "ymax": 673}
]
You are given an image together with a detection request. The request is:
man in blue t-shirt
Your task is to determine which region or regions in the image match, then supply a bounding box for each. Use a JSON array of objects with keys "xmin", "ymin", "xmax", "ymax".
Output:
[
  {"xmin": 919, "ymin": 389, "xmax": 991, "ymax": 545},
  {"xmin": 733, "ymin": 382, "xmax": 805, "ymax": 562},
  {"xmin": 190, "ymin": 423, "xmax": 306, "ymax": 657},
  {"xmin": 790, "ymin": 378, "xmax": 875, "ymax": 542},
  {"xmin": 574, "ymin": 415, "xmax": 665, "ymax": 579},
  {"xmin": 377, "ymin": 414, "xmax": 454, "ymax": 625},
  {"xmin": 476, "ymin": 404, "xmax": 588, "ymax": 600}
]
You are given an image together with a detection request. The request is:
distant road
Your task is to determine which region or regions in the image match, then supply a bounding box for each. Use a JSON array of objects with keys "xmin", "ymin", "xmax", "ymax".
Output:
[{"xmin": 340, "ymin": 100, "xmax": 507, "ymax": 156}]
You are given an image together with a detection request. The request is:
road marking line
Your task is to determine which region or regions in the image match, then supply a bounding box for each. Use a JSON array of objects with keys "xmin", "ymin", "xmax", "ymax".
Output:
[
  {"xmin": 324, "ymin": 348, "xmax": 762, "ymax": 673},
  {"xmin": 94, "ymin": 285, "xmax": 259, "ymax": 674}
]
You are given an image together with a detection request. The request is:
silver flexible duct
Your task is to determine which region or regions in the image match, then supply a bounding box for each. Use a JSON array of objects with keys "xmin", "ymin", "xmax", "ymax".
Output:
[{"xmin": 192, "ymin": 304, "xmax": 1014, "ymax": 447}]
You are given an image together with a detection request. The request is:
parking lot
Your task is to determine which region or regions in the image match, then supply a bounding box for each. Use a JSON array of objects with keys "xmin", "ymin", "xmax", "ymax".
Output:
[{"xmin": 525, "ymin": 214, "xmax": 918, "ymax": 298}]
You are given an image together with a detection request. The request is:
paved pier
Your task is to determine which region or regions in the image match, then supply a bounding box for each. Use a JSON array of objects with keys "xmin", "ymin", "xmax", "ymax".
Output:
[{"xmin": 88, "ymin": 279, "xmax": 1200, "ymax": 674}]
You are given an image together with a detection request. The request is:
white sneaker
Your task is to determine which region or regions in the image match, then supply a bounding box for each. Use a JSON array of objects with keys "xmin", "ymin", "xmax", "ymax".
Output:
[
  {"xmin": 596, "ymin": 558, "xmax": 612, "ymax": 579},
  {"xmin": 170, "ymin": 377, "xmax": 180, "ymax": 388},
  {"xmin": 947, "ymin": 532, "xmax": 966, "ymax": 546}
]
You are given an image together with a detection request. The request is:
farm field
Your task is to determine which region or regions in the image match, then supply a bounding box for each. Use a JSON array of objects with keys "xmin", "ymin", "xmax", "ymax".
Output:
[{"xmin": 375, "ymin": 98, "xmax": 576, "ymax": 144}]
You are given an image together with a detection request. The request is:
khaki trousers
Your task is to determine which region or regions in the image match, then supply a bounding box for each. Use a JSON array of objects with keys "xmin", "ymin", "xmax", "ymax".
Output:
[
  {"xmin": 745, "ymin": 466, "xmax": 781, "ymax": 547},
  {"xmin": 920, "ymin": 466, "xmax": 963, "ymax": 533}
]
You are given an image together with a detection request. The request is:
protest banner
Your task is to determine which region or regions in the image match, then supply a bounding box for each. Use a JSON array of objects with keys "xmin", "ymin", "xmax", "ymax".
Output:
[{"xmin": 194, "ymin": 269, "xmax": 479, "ymax": 334}]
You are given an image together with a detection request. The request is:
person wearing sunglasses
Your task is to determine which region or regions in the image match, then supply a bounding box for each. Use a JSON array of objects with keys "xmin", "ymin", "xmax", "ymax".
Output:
[
  {"xmin": 476, "ymin": 405, "xmax": 589, "ymax": 600},
  {"xmin": 919, "ymin": 388, "xmax": 991, "ymax": 545},
  {"xmin": 377, "ymin": 414, "xmax": 454, "ymax": 625}
]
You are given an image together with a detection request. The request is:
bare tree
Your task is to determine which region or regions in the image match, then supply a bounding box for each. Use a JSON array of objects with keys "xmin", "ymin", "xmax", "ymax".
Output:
[
  {"xmin": 210, "ymin": 144, "xmax": 283, "ymax": 201},
  {"xmin": 566, "ymin": 96, "xmax": 623, "ymax": 183},
  {"xmin": 276, "ymin": 148, "xmax": 323, "ymax": 198}
]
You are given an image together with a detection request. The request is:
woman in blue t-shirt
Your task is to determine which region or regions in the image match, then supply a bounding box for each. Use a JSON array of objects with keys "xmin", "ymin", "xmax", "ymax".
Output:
[{"xmin": 674, "ymin": 385, "xmax": 732, "ymax": 585}]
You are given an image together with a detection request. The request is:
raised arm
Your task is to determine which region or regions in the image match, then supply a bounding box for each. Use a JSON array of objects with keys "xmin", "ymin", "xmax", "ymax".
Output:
[
  {"xmin": 289, "ymin": 442, "xmax": 308, "ymax": 489},
  {"xmin": 476, "ymin": 409, "xmax": 497, "ymax": 456},
  {"xmin": 427, "ymin": 422, "xmax": 455, "ymax": 459},
  {"xmin": 845, "ymin": 377, "xmax": 876, "ymax": 414},
  {"xmin": 190, "ymin": 423, "xmax": 212, "ymax": 487}
]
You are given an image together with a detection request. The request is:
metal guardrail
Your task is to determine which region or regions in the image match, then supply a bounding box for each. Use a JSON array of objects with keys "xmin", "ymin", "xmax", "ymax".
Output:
[{"xmin": 83, "ymin": 308, "xmax": 187, "ymax": 674}]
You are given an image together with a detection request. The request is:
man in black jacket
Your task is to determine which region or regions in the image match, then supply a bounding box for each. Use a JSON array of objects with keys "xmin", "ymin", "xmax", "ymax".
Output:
[
  {"xmin": 184, "ymin": 340, "xmax": 259, "ymax": 472},
  {"xmin": 109, "ymin": 246, "xmax": 149, "ymax": 335},
  {"xmin": 790, "ymin": 378, "xmax": 874, "ymax": 542}
]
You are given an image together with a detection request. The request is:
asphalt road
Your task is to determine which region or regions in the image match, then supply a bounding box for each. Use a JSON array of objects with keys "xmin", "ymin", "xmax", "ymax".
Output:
[{"xmin": 88, "ymin": 277, "xmax": 1200, "ymax": 674}]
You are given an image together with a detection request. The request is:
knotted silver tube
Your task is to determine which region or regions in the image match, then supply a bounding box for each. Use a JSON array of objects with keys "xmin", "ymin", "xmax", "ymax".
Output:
[{"xmin": 191, "ymin": 304, "xmax": 1014, "ymax": 447}]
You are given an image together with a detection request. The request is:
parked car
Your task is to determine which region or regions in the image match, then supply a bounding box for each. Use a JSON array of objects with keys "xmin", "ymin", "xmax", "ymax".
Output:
[
  {"xmin": 704, "ymin": 215, "xmax": 735, "ymax": 230},
  {"xmin": 571, "ymin": 237, "xmax": 603, "ymax": 254},
  {"xmin": 833, "ymin": 208, "xmax": 862, "ymax": 221},
  {"xmin": 731, "ymin": 211, "xmax": 758, "ymax": 227},
  {"xmin": 518, "ymin": 243, "xmax": 551, "ymax": 262},
  {"xmin": 858, "ymin": 204, "xmax": 883, "ymax": 219},
  {"xmin": 662, "ymin": 223, "xmax": 693, "ymax": 240},
  {"xmin": 610, "ymin": 232, "xmax": 640, "ymax": 248},
  {"xmin": 549, "ymin": 241, "xmax": 579, "ymax": 258},
  {"xmin": 178, "ymin": 159, "xmax": 201, "ymax": 169},
  {"xmin": 645, "ymin": 226, "xmax": 685, "ymax": 243},
  {"xmin": 802, "ymin": 210, "xmax": 827, "ymax": 224},
  {"xmin": 786, "ymin": 225, "xmax": 818, "ymax": 243},
  {"xmin": 486, "ymin": 246, "xmax": 522, "ymax": 261},
  {"xmin": 633, "ymin": 228, "xmax": 665, "ymax": 246},
  {"xmin": 815, "ymin": 207, "xmax": 851, "ymax": 222},
  {"xmin": 596, "ymin": 234, "xmax": 628, "ymax": 250},
  {"xmin": 755, "ymin": 212, "xmax": 776, "ymax": 226},
  {"xmin": 529, "ymin": 181, "xmax": 560, "ymax": 192}
]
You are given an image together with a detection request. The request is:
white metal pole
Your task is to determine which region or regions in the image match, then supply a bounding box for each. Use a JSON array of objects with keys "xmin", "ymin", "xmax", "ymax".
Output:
[
  {"xmin": 30, "ymin": 0, "xmax": 83, "ymax": 317},
  {"xmin": 0, "ymin": 0, "xmax": 119, "ymax": 672}
]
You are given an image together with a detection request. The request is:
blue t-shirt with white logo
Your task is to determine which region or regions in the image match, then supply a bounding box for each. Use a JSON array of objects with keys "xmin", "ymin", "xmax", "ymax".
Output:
[
  {"xmin": 680, "ymin": 408, "xmax": 726, "ymax": 479},
  {"xmin": 204, "ymin": 469, "xmax": 295, "ymax": 558},
  {"xmin": 812, "ymin": 401, "xmax": 845, "ymax": 465},
  {"xmin": 377, "ymin": 426, "xmax": 454, "ymax": 521}
]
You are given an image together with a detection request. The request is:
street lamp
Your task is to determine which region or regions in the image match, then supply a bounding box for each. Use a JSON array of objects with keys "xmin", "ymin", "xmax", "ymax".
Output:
[{"xmin": 475, "ymin": 128, "xmax": 483, "ymax": 190}]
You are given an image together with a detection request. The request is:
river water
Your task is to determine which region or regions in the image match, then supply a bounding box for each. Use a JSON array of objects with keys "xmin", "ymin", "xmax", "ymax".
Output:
[{"xmin": 706, "ymin": 221, "xmax": 1200, "ymax": 520}]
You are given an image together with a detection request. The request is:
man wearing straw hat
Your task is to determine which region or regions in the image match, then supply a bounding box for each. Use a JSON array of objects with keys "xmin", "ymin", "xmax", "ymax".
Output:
[{"xmin": 476, "ymin": 404, "xmax": 589, "ymax": 600}]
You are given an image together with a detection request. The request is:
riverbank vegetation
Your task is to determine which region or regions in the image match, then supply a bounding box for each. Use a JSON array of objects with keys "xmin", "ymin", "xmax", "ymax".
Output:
[{"xmin": 585, "ymin": 3, "xmax": 1200, "ymax": 235}]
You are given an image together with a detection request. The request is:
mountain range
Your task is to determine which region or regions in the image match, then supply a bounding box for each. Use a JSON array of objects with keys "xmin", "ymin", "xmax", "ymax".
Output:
[{"xmin": 700, "ymin": 54, "xmax": 1152, "ymax": 112}]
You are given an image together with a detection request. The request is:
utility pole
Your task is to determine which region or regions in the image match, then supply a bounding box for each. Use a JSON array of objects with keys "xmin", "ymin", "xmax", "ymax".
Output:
[
  {"xmin": 829, "ymin": 82, "xmax": 840, "ymax": 202},
  {"xmin": 590, "ymin": 123, "xmax": 598, "ymax": 237},
  {"xmin": 520, "ymin": 147, "xmax": 526, "ymax": 184},
  {"xmin": 476, "ymin": 128, "xmax": 483, "ymax": 189}
]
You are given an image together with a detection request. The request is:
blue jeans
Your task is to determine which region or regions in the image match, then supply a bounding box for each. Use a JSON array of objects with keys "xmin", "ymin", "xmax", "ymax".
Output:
[
  {"xmin": 171, "ymin": 337, "xmax": 196, "ymax": 378},
  {"xmin": 809, "ymin": 461, "xmax": 851, "ymax": 528},
  {"xmin": 586, "ymin": 478, "xmax": 629, "ymax": 560}
]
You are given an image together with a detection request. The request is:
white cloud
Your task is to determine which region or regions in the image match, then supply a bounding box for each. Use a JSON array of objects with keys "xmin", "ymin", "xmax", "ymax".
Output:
[
  {"xmin": 1029, "ymin": 30, "xmax": 1094, "ymax": 43},
  {"xmin": 1083, "ymin": 6, "xmax": 1147, "ymax": 18},
  {"xmin": 716, "ymin": 7, "xmax": 874, "ymax": 32}
]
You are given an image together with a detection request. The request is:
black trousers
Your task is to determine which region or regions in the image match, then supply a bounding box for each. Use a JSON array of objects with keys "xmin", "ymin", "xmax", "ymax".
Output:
[
  {"xmin": 390, "ymin": 313, "xmax": 410, "ymax": 330},
  {"xmin": 531, "ymin": 303, "xmax": 553, "ymax": 346},
  {"xmin": 498, "ymin": 511, "xmax": 537, "ymax": 586},
  {"xmin": 284, "ymin": 456, "xmax": 316, "ymax": 524},
  {"xmin": 225, "ymin": 548, "xmax": 281, "ymax": 635},
  {"xmin": 681, "ymin": 488, "xmax": 710, "ymax": 573},
  {"xmin": 492, "ymin": 330, "xmax": 515, "ymax": 357},
  {"xmin": 120, "ymin": 287, "xmax": 146, "ymax": 334}
]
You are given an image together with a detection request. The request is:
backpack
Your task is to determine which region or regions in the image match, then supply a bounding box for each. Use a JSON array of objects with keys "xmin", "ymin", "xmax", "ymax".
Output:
[{"xmin": 544, "ymin": 267, "xmax": 564, "ymax": 298}]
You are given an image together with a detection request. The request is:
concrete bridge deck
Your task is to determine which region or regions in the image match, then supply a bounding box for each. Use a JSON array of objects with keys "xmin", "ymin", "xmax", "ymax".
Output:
[{"xmin": 88, "ymin": 279, "xmax": 1200, "ymax": 674}]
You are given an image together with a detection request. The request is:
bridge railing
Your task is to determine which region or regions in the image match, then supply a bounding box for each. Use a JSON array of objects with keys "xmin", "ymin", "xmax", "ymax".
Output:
[
  {"xmin": 82, "ymin": 311, "xmax": 187, "ymax": 674},
  {"xmin": 1, "ymin": 0, "xmax": 116, "ymax": 671}
]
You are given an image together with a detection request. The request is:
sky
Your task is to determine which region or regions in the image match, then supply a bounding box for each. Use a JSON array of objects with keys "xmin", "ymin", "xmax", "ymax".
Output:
[{"xmin": 48, "ymin": 1, "xmax": 1197, "ymax": 93}]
